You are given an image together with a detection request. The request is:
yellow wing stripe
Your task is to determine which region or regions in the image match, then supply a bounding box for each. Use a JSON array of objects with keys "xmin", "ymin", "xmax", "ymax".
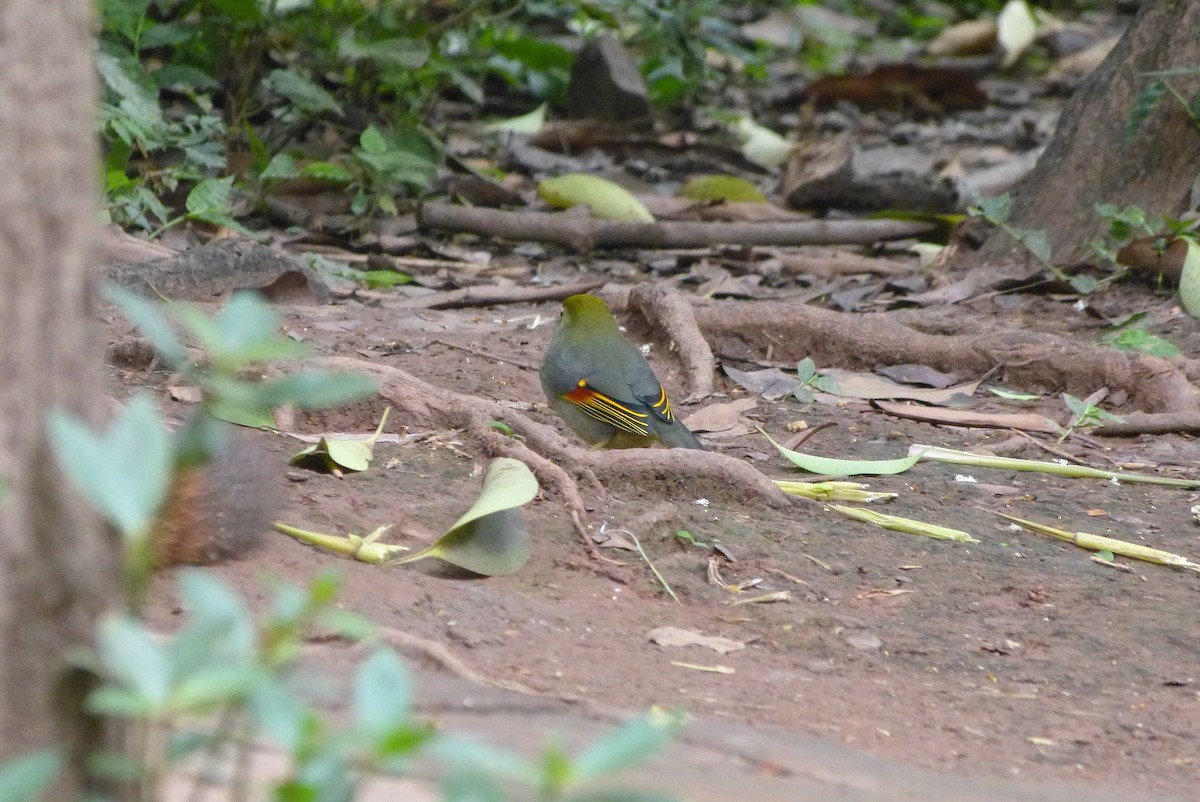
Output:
[
  {"xmin": 650, "ymin": 386, "xmax": 673, "ymax": 421},
  {"xmin": 563, "ymin": 383, "xmax": 651, "ymax": 437}
]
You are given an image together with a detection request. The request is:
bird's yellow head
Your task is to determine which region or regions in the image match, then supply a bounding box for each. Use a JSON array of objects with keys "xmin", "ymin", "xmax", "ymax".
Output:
[{"xmin": 561, "ymin": 294, "xmax": 619, "ymax": 331}]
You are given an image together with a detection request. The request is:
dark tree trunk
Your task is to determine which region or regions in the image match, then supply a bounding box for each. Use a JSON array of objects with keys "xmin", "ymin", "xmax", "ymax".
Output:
[
  {"xmin": 0, "ymin": 0, "xmax": 123, "ymax": 798},
  {"xmin": 953, "ymin": 0, "xmax": 1200, "ymax": 269}
]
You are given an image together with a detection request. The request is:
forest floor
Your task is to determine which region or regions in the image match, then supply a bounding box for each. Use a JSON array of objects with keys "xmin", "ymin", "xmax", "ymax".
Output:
[
  {"xmin": 117, "ymin": 282, "xmax": 1200, "ymax": 800},
  {"xmin": 102, "ymin": 7, "xmax": 1200, "ymax": 798}
]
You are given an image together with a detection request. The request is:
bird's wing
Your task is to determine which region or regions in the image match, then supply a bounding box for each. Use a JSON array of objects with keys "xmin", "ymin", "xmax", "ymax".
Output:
[{"xmin": 561, "ymin": 378, "xmax": 653, "ymax": 437}]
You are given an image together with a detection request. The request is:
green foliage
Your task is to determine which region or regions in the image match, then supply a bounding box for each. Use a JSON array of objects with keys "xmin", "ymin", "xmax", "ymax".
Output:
[
  {"xmin": 0, "ymin": 751, "xmax": 62, "ymax": 802},
  {"xmin": 1125, "ymin": 66, "xmax": 1200, "ymax": 141},
  {"xmin": 73, "ymin": 568, "xmax": 681, "ymax": 800},
  {"xmin": 48, "ymin": 289, "xmax": 375, "ymax": 601},
  {"xmin": 792, "ymin": 357, "xmax": 837, "ymax": 404},
  {"xmin": 1059, "ymin": 393, "xmax": 1125, "ymax": 443},
  {"xmin": 970, "ymin": 193, "xmax": 1095, "ymax": 292},
  {"xmin": 1091, "ymin": 202, "xmax": 1199, "ymax": 270}
]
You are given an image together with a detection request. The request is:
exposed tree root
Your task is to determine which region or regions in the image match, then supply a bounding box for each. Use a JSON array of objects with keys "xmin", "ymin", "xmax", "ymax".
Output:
[
  {"xmin": 312, "ymin": 357, "xmax": 795, "ymax": 554},
  {"xmin": 627, "ymin": 282, "xmax": 716, "ymax": 402},
  {"xmin": 693, "ymin": 301, "xmax": 1200, "ymax": 417}
]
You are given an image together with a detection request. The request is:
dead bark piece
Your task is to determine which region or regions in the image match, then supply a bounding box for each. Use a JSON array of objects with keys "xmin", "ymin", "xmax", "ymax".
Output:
[
  {"xmin": 693, "ymin": 301, "xmax": 1200, "ymax": 416},
  {"xmin": 99, "ymin": 225, "xmax": 176, "ymax": 265},
  {"xmin": 106, "ymin": 239, "xmax": 330, "ymax": 303},
  {"xmin": 418, "ymin": 202, "xmax": 935, "ymax": 251},
  {"xmin": 627, "ymin": 283, "xmax": 716, "ymax": 402},
  {"xmin": 783, "ymin": 136, "xmax": 960, "ymax": 213},
  {"xmin": 386, "ymin": 279, "xmax": 604, "ymax": 310},
  {"xmin": 309, "ymin": 357, "xmax": 792, "ymax": 514}
]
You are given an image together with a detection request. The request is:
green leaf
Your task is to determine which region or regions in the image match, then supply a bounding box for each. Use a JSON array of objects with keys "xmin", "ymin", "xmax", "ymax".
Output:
[
  {"xmin": 258, "ymin": 372, "xmax": 376, "ymax": 410},
  {"xmin": 249, "ymin": 680, "xmax": 311, "ymax": 753},
  {"xmin": 537, "ymin": 174, "xmax": 654, "ymax": 223},
  {"xmin": 1177, "ymin": 238, "xmax": 1200, "ymax": 318},
  {"xmin": 795, "ymin": 357, "xmax": 816, "ymax": 383},
  {"xmin": 676, "ymin": 175, "xmax": 767, "ymax": 204},
  {"xmin": 261, "ymin": 153, "xmax": 301, "ymax": 181},
  {"xmin": 730, "ymin": 116, "xmax": 792, "ymax": 168},
  {"xmin": 185, "ymin": 177, "xmax": 235, "ymax": 218},
  {"xmin": 440, "ymin": 767, "xmax": 506, "ymax": 802},
  {"xmin": 95, "ymin": 615, "xmax": 172, "ymax": 708},
  {"xmin": 95, "ymin": 51, "xmax": 164, "ymax": 143},
  {"xmin": 359, "ymin": 269, "xmax": 412, "ymax": 289},
  {"xmin": 972, "ymin": 193, "xmax": 1011, "ymax": 224},
  {"xmin": 337, "ymin": 32, "xmax": 431, "ymax": 69},
  {"xmin": 172, "ymin": 666, "xmax": 260, "ymax": 711},
  {"xmin": 484, "ymin": 103, "xmax": 547, "ymax": 134},
  {"xmin": 1126, "ymin": 80, "xmax": 1166, "ymax": 141},
  {"xmin": 1062, "ymin": 393, "xmax": 1091, "ymax": 418},
  {"xmin": 291, "ymin": 408, "xmax": 389, "ymax": 473},
  {"xmin": 354, "ymin": 649, "xmax": 412, "ymax": 738},
  {"xmin": 107, "ymin": 286, "xmax": 186, "ymax": 365},
  {"xmin": 299, "ymin": 161, "xmax": 355, "ymax": 183},
  {"xmin": 47, "ymin": 393, "xmax": 173, "ymax": 538},
  {"xmin": 208, "ymin": 0, "xmax": 262, "ymax": 21},
  {"xmin": 0, "ymin": 751, "xmax": 62, "ymax": 802},
  {"xmin": 359, "ymin": 125, "xmax": 388, "ymax": 155},
  {"xmin": 175, "ymin": 570, "xmax": 256, "ymax": 663},
  {"xmin": 574, "ymin": 712, "xmax": 682, "ymax": 782},
  {"xmin": 1020, "ymin": 228, "xmax": 1053, "ymax": 264},
  {"xmin": 386, "ymin": 458, "xmax": 538, "ymax": 575},
  {"xmin": 987, "ymin": 386, "xmax": 1041, "ymax": 401},
  {"xmin": 760, "ymin": 428, "xmax": 922, "ymax": 476},
  {"xmin": 1069, "ymin": 274, "xmax": 1097, "ymax": 295},
  {"xmin": 265, "ymin": 69, "xmax": 343, "ymax": 116},
  {"xmin": 1099, "ymin": 326, "xmax": 1180, "ymax": 357}
]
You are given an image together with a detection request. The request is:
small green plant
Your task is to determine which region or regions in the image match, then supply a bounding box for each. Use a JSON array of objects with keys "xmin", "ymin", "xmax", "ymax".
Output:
[
  {"xmin": 1059, "ymin": 393, "xmax": 1125, "ymax": 443},
  {"xmin": 1097, "ymin": 311, "xmax": 1181, "ymax": 357},
  {"xmin": 47, "ymin": 290, "xmax": 375, "ymax": 602},
  {"xmin": 1125, "ymin": 66, "xmax": 1200, "ymax": 141},
  {"xmin": 971, "ymin": 193, "xmax": 1097, "ymax": 292},
  {"xmin": 1091, "ymin": 202, "xmax": 1198, "ymax": 268},
  {"xmin": 674, "ymin": 529, "xmax": 709, "ymax": 548},
  {"xmin": 793, "ymin": 357, "xmax": 838, "ymax": 404}
]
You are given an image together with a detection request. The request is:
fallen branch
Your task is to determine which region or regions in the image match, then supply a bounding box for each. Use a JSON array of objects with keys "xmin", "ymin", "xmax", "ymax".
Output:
[
  {"xmin": 627, "ymin": 283, "xmax": 715, "ymax": 402},
  {"xmin": 387, "ymin": 278, "xmax": 604, "ymax": 310},
  {"xmin": 1094, "ymin": 411, "xmax": 1200, "ymax": 436},
  {"xmin": 418, "ymin": 202, "xmax": 936, "ymax": 251}
]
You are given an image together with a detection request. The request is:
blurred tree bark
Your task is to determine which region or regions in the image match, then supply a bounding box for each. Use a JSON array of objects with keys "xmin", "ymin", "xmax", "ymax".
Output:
[
  {"xmin": 0, "ymin": 0, "xmax": 123, "ymax": 798},
  {"xmin": 948, "ymin": 0, "xmax": 1200, "ymax": 270}
]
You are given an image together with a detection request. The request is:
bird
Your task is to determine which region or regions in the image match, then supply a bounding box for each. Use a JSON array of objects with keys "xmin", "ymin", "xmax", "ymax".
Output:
[{"xmin": 540, "ymin": 293, "xmax": 705, "ymax": 450}]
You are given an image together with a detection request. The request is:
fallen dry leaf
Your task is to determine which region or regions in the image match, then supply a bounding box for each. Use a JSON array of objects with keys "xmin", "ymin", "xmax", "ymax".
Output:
[
  {"xmin": 874, "ymin": 401, "xmax": 1060, "ymax": 434},
  {"xmin": 648, "ymin": 626, "xmax": 746, "ymax": 655}
]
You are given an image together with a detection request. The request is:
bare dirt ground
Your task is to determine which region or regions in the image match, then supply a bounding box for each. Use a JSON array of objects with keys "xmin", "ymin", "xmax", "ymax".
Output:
[{"xmin": 119, "ymin": 282, "xmax": 1200, "ymax": 800}]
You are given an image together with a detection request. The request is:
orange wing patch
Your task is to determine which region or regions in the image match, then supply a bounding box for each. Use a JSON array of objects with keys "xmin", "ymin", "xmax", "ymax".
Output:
[{"xmin": 563, "ymin": 380, "xmax": 651, "ymax": 436}]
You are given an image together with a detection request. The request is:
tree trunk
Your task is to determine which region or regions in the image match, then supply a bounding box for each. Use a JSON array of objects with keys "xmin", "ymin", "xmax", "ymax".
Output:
[
  {"xmin": 951, "ymin": 0, "xmax": 1200, "ymax": 270},
  {"xmin": 0, "ymin": 0, "xmax": 123, "ymax": 798}
]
